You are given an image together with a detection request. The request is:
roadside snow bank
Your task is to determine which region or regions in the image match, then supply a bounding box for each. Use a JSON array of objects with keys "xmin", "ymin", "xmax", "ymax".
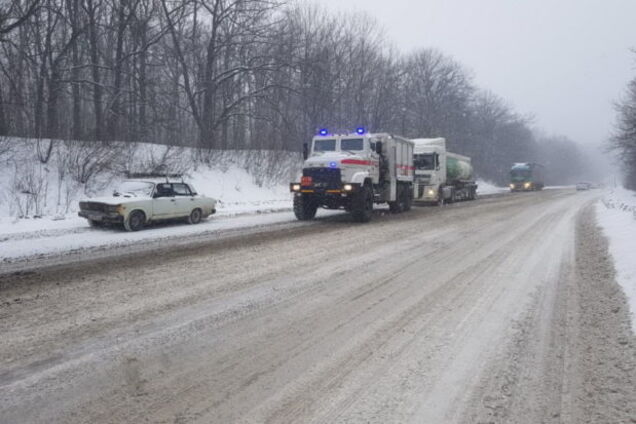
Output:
[
  {"xmin": 596, "ymin": 187, "xmax": 636, "ymax": 331},
  {"xmin": 0, "ymin": 138, "xmax": 303, "ymax": 261},
  {"xmin": 0, "ymin": 137, "xmax": 300, "ymax": 219},
  {"xmin": 476, "ymin": 180, "xmax": 508, "ymax": 195}
]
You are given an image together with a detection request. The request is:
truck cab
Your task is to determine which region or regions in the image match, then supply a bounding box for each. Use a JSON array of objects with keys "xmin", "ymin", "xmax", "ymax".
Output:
[
  {"xmin": 509, "ymin": 163, "xmax": 545, "ymax": 191},
  {"xmin": 291, "ymin": 130, "xmax": 414, "ymax": 222},
  {"xmin": 303, "ymin": 134, "xmax": 381, "ymax": 188},
  {"xmin": 412, "ymin": 138, "xmax": 477, "ymax": 204},
  {"xmin": 413, "ymin": 138, "xmax": 447, "ymax": 203}
]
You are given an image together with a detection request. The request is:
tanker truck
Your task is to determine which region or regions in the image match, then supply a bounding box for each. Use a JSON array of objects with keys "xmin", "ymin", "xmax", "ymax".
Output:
[
  {"xmin": 412, "ymin": 138, "xmax": 477, "ymax": 204},
  {"xmin": 290, "ymin": 129, "xmax": 414, "ymax": 222}
]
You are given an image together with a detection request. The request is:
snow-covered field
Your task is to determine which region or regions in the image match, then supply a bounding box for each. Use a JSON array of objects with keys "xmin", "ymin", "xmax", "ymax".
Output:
[{"xmin": 596, "ymin": 187, "xmax": 636, "ymax": 331}]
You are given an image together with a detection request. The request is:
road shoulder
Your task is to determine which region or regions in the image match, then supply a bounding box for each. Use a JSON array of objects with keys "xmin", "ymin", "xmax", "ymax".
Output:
[
  {"xmin": 573, "ymin": 203, "xmax": 635, "ymax": 423},
  {"xmin": 461, "ymin": 202, "xmax": 635, "ymax": 424}
]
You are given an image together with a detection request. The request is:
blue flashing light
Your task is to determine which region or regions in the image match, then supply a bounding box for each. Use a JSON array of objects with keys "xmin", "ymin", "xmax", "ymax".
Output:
[
  {"xmin": 319, "ymin": 128, "xmax": 329, "ymax": 136},
  {"xmin": 356, "ymin": 127, "xmax": 366, "ymax": 135},
  {"xmin": 329, "ymin": 161, "xmax": 338, "ymax": 168}
]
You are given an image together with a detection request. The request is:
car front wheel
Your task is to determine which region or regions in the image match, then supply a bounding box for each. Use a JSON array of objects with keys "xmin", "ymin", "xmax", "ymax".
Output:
[
  {"xmin": 124, "ymin": 210, "xmax": 145, "ymax": 231},
  {"xmin": 187, "ymin": 208, "xmax": 203, "ymax": 224}
]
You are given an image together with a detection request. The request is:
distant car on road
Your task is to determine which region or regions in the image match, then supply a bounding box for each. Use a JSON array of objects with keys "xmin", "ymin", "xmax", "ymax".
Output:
[
  {"xmin": 78, "ymin": 176, "xmax": 217, "ymax": 231},
  {"xmin": 576, "ymin": 182, "xmax": 591, "ymax": 191}
]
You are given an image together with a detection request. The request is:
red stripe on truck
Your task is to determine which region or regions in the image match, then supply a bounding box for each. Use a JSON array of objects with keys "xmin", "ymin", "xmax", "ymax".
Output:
[{"xmin": 341, "ymin": 159, "xmax": 378, "ymax": 166}]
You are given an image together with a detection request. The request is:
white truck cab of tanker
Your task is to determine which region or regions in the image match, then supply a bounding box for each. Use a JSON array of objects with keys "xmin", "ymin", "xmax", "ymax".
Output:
[
  {"xmin": 290, "ymin": 128, "xmax": 414, "ymax": 222},
  {"xmin": 412, "ymin": 137, "xmax": 477, "ymax": 204}
]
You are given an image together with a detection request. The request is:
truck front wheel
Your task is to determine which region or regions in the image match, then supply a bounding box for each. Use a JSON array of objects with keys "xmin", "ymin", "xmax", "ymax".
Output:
[
  {"xmin": 351, "ymin": 185, "xmax": 373, "ymax": 223},
  {"xmin": 293, "ymin": 194, "xmax": 318, "ymax": 220},
  {"xmin": 437, "ymin": 189, "xmax": 445, "ymax": 206}
]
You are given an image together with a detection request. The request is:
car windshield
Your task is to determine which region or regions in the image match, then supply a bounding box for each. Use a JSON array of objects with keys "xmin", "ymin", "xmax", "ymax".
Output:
[
  {"xmin": 313, "ymin": 139, "xmax": 336, "ymax": 152},
  {"xmin": 341, "ymin": 138, "xmax": 364, "ymax": 151},
  {"xmin": 414, "ymin": 154, "xmax": 435, "ymax": 170},
  {"xmin": 113, "ymin": 181, "xmax": 155, "ymax": 197}
]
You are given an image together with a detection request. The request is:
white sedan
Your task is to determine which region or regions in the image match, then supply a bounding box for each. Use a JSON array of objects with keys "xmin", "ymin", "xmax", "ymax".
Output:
[{"xmin": 79, "ymin": 180, "xmax": 217, "ymax": 231}]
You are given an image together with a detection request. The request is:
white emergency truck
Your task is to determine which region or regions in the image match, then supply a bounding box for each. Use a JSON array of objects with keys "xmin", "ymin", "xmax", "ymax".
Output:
[{"xmin": 290, "ymin": 129, "xmax": 414, "ymax": 222}]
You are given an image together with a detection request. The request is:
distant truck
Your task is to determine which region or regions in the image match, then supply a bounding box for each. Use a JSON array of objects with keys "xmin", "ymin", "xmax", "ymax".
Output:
[
  {"xmin": 509, "ymin": 163, "xmax": 545, "ymax": 191},
  {"xmin": 290, "ymin": 129, "xmax": 414, "ymax": 222},
  {"xmin": 411, "ymin": 138, "xmax": 477, "ymax": 204}
]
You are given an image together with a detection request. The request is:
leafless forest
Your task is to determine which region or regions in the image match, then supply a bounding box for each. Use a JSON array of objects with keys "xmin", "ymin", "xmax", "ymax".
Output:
[
  {"xmin": 611, "ymin": 54, "xmax": 636, "ymax": 189},
  {"xmin": 0, "ymin": 0, "xmax": 595, "ymax": 184}
]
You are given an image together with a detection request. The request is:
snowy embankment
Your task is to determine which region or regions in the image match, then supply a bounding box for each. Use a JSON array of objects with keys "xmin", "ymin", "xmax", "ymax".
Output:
[
  {"xmin": 0, "ymin": 138, "xmax": 302, "ymax": 262},
  {"xmin": 596, "ymin": 187, "xmax": 636, "ymax": 331},
  {"xmin": 476, "ymin": 179, "xmax": 508, "ymax": 195}
]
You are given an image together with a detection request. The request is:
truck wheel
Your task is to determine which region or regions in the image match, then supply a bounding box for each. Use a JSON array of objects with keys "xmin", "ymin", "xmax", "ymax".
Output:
[
  {"xmin": 187, "ymin": 208, "xmax": 202, "ymax": 224},
  {"xmin": 124, "ymin": 210, "xmax": 145, "ymax": 231},
  {"xmin": 293, "ymin": 194, "xmax": 317, "ymax": 220},
  {"xmin": 448, "ymin": 188, "xmax": 456, "ymax": 203},
  {"xmin": 403, "ymin": 188, "xmax": 413, "ymax": 211},
  {"xmin": 389, "ymin": 186, "xmax": 403, "ymax": 214},
  {"xmin": 351, "ymin": 185, "xmax": 373, "ymax": 223},
  {"xmin": 437, "ymin": 189, "xmax": 445, "ymax": 207}
]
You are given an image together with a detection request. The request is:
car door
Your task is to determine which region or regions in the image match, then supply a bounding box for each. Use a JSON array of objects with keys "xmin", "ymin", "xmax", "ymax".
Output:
[
  {"xmin": 153, "ymin": 183, "xmax": 178, "ymax": 218},
  {"xmin": 172, "ymin": 183, "xmax": 195, "ymax": 217}
]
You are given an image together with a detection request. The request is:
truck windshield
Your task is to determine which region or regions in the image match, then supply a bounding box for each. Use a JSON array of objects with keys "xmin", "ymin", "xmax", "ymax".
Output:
[
  {"xmin": 414, "ymin": 154, "xmax": 435, "ymax": 170},
  {"xmin": 510, "ymin": 169, "xmax": 531, "ymax": 181},
  {"xmin": 341, "ymin": 138, "xmax": 364, "ymax": 151},
  {"xmin": 313, "ymin": 139, "xmax": 336, "ymax": 152},
  {"xmin": 114, "ymin": 181, "xmax": 155, "ymax": 197}
]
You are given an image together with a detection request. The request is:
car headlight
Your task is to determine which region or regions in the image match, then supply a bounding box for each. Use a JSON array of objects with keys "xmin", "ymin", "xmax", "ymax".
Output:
[{"xmin": 106, "ymin": 204, "xmax": 124, "ymax": 214}]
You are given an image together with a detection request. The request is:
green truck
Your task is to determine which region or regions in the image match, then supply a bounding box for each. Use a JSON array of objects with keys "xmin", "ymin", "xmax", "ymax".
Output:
[{"xmin": 509, "ymin": 162, "xmax": 545, "ymax": 191}]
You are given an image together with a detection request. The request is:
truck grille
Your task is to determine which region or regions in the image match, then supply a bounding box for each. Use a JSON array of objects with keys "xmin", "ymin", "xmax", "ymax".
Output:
[
  {"xmin": 79, "ymin": 201, "xmax": 107, "ymax": 212},
  {"xmin": 303, "ymin": 167, "xmax": 342, "ymax": 190},
  {"xmin": 416, "ymin": 175, "xmax": 431, "ymax": 184}
]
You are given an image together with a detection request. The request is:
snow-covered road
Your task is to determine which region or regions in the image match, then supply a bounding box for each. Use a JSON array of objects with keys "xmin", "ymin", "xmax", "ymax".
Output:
[
  {"xmin": 1, "ymin": 189, "xmax": 633, "ymax": 424},
  {"xmin": 0, "ymin": 187, "xmax": 510, "ymax": 270}
]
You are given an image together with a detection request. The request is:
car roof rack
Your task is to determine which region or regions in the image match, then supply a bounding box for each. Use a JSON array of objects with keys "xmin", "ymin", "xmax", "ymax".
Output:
[{"xmin": 125, "ymin": 172, "xmax": 184, "ymax": 182}]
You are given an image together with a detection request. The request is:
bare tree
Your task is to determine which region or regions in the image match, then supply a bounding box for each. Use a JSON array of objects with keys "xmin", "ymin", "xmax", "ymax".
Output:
[
  {"xmin": 0, "ymin": 0, "xmax": 41, "ymax": 38},
  {"xmin": 610, "ymin": 69, "xmax": 636, "ymax": 188}
]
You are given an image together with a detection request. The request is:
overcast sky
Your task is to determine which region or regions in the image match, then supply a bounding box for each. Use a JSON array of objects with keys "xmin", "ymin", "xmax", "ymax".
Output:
[{"xmin": 313, "ymin": 0, "xmax": 636, "ymax": 146}]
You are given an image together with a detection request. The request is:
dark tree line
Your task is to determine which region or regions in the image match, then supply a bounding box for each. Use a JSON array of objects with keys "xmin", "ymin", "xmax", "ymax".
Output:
[
  {"xmin": 611, "ymin": 52, "xmax": 636, "ymax": 189},
  {"xmin": 0, "ymin": 0, "xmax": 588, "ymax": 184}
]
